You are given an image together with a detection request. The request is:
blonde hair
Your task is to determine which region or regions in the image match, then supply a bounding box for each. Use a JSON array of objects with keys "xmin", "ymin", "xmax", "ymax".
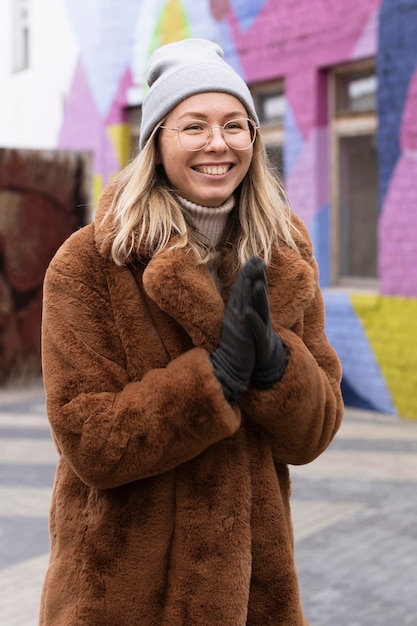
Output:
[{"xmin": 104, "ymin": 125, "xmax": 300, "ymax": 271}]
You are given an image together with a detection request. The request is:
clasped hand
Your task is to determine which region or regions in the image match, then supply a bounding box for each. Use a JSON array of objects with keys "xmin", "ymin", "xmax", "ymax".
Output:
[{"xmin": 210, "ymin": 256, "xmax": 287, "ymax": 403}]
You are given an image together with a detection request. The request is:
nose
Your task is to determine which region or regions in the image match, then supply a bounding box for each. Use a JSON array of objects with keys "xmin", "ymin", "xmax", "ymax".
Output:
[{"xmin": 204, "ymin": 126, "xmax": 228, "ymax": 151}]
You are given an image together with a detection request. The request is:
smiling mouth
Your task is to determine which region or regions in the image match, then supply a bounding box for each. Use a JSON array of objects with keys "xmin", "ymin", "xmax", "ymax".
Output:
[{"xmin": 193, "ymin": 165, "xmax": 231, "ymax": 175}]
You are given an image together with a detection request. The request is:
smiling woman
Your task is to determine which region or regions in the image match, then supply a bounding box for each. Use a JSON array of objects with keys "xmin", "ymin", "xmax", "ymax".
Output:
[
  {"xmin": 39, "ymin": 38, "xmax": 343, "ymax": 626},
  {"xmin": 158, "ymin": 93, "xmax": 254, "ymax": 207}
]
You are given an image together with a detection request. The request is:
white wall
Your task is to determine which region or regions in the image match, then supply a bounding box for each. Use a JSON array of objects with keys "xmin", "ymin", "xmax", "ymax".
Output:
[{"xmin": 0, "ymin": 0, "xmax": 79, "ymax": 149}]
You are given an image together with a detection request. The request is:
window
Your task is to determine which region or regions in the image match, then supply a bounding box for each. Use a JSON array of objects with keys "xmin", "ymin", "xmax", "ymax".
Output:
[
  {"xmin": 251, "ymin": 82, "xmax": 285, "ymax": 179},
  {"xmin": 330, "ymin": 61, "xmax": 378, "ymax": 285},
  {"xmin": 12, "ymin": 0, "xmax": 30, "ymax": 72},
  {"xmin": 335, "ymin": 69, "xmax": 377, "ymax": 115},
  {"xmin": 126, "ymin": 106, "xmax": 142, "ymax": 159}
]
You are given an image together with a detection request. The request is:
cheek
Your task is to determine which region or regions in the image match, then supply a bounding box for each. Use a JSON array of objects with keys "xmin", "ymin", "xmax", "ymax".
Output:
[
  {"xmin": 159, "ymin": 156, "xmax": 186, "ymax": 190},
  {"xmin": 241, "ymin": 146, "xmax": 253, "ymax": 168},
  {"xmin": 239, "ymin": 154, "xmax": 253, "ymax": 180},
  {"xmin": 159, "ymin": 141, "xmax": 183, "ymax": 176}
]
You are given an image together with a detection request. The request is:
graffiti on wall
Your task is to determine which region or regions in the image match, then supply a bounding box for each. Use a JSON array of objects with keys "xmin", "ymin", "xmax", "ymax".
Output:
[
  {"xmin": 0, "ymin": 150, "xmax": 88, "ymax": 381},
  {"xmin": 31, "ymin": 0, "xmax": 417, "ymax": 417}
]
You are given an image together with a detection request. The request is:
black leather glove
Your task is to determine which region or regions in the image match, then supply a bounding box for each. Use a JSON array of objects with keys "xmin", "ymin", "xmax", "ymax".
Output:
[
  {"xmin": 245, "ymin": 257, "xmax": 288, "ymax": 389},
  {"xmin": 210, "ymin": 263, "xmax": 256, "ymax": 403}
]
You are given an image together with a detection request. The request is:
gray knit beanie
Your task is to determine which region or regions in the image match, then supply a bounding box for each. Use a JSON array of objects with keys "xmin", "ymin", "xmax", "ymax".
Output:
[{"xmin": 139, "ymin": 38, "xmax": 259, "ymax": 150}]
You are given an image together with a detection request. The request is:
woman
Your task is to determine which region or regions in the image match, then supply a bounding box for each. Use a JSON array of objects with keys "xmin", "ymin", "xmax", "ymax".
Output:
[{"xmin": 40, "ymin": 38, "xmax": 343, "ymax": 625}]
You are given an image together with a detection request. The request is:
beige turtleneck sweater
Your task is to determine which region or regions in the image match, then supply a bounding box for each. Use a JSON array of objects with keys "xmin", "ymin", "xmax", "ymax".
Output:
[{"xmin": 176, "ymin": 195, "xmax": 235, "ymax": 289}]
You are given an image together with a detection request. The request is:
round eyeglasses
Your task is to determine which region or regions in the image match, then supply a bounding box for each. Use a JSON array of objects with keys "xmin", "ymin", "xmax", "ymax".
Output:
[{"xmin": 159, "ymin": 118, "xmax": 259, "ymax": 151}]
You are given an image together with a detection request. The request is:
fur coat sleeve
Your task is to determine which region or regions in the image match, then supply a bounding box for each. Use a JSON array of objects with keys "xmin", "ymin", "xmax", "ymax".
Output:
[
  {"xmin": 42, "ymin": 226, "xmax": 242, "ymax": 489},
  {"xmin": 241, "ymin": 215, "xmax": 343, "ymax": 465}
]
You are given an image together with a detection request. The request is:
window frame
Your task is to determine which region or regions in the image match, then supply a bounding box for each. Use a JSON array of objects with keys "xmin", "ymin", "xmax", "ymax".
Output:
[
  {"xmin": 125, "ymin": 105, "xmax": 142, "ymax": 160},
  {"xmin": 12, "ymin": 0, "xmax": 30, "ymax": 72},
  {"xmin": 250, "ymin": 80, "xmax": 285, "ymax": 179},
  {"xmin": 330, "ymin": 58, "xmax": 378, "ymax": 289}
]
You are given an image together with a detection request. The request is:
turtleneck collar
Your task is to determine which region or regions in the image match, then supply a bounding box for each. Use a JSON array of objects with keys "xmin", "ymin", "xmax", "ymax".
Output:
[{"xmin": 176, "ymin": 195, "xmax": 235, "ymax": 248}]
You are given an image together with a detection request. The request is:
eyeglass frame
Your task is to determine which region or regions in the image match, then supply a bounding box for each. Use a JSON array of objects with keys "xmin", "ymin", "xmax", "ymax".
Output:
[{"xmin": 159, "ymin": 117, "xmax": 260, "ymax": 151}]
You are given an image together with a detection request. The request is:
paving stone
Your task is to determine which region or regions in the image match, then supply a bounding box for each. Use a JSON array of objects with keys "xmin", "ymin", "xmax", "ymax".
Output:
[{"xmin": 1, "ymin": 382, "xmax": 417, "ymax": 625}]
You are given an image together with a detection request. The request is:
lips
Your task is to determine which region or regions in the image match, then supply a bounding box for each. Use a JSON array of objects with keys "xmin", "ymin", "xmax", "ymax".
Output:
[{"xmin": 193, "ymin": 164, "xmax": 231, "ymax": 175}]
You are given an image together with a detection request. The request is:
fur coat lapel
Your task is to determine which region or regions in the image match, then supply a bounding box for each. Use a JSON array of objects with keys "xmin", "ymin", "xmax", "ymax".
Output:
[
  {"xmin": 142, "ymin": 245, "xmax": 224, "ymax": 352},
  {"xmin": 95, "ymin": 183, "xmax": 225, "ymax": 354},
  {"xmin": 266, "ymin": 243, "xmax": 317, "ymax": 330}
]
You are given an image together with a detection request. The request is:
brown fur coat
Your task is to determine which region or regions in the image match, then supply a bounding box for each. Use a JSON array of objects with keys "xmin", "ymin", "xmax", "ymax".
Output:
[{"xmin": 39, "ymin": 184, "xmax": 343, "ymax": 625}]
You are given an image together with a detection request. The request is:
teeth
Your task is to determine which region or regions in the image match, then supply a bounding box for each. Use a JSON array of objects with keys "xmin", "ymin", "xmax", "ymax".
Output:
[{"xmin": 197, "ymin": 165, "xmax": 228, "ymax": 175}]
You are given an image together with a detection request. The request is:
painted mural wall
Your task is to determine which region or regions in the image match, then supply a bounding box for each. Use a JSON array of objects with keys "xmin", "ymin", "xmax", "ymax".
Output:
[{"xmin": 1, "ymin": 0, "xmax": 416, "ymax": 417}]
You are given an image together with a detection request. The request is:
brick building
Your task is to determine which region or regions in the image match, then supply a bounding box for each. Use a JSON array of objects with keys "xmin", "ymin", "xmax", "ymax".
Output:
[{"xmin": 1, "ymin": 0, "xmax": 416, "ymax": 417}]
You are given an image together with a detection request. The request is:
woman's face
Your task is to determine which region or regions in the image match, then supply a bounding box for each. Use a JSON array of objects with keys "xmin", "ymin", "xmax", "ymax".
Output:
[{"xmin": 158, "ymin": 92, "xmax": 254, "ymax": 207}]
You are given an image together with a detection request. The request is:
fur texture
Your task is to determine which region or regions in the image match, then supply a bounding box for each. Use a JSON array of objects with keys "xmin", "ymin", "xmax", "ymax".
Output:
[{"xmin": 39, "ymin": 186, "xmax": 343, "ymax": 625}]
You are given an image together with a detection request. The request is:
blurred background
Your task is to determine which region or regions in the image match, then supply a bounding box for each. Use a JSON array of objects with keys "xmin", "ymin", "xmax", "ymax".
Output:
[{"xmin": 0, "ymin": 0, "xmax": 416, "ymax": 418}]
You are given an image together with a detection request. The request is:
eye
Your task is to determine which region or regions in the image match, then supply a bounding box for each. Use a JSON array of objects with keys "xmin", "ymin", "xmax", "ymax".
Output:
[
  {"xmin": 180, "ymin": 121, "xmax": 207, "ymax": 133},
  {"xmin": 224, "ymin": 119, "xmax": 247, "ymax": 132}
]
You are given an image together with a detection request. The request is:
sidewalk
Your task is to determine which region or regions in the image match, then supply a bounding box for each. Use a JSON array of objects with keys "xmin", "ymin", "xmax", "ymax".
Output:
[
  {"xmin": 291, "ymin": 410, "xmax": 417, "ymax": 625},
  {"xmin": 1, "ymin": 380, "xmax": 417, "ymax": 625}
]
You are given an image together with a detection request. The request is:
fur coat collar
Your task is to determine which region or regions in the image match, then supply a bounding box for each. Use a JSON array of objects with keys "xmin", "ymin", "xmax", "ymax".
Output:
[{"xmin": 93, "ymin": 183, "xmax": 318, "ymax": 351}]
